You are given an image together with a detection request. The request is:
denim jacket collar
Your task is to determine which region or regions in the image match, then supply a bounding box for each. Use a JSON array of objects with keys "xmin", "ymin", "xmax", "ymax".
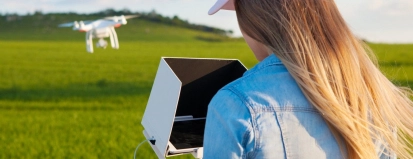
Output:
[{"xmin": 244, "ymin": 53, "xmax": 283, "ymax": 77}]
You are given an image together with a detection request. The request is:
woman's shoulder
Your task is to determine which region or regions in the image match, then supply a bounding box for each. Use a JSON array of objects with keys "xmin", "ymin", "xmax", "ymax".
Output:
[
  {"xmin": 207, "ymin": 55, "xmax": 343, "ymax": 158},
  {"xmin": 220, "ymin": 54, "xmax": 314, "ymax": 113}
]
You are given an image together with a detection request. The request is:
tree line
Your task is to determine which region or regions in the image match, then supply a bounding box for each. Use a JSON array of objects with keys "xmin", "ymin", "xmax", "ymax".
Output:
[{"xmin": 1, "ymin": 9, "xmax": 233, "ymax": 36}]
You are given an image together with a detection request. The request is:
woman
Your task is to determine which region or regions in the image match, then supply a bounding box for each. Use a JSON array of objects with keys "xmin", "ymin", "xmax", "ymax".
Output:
[{"xmin": 203, "ymin": 0, "xmax": 413, "ymax": 158}]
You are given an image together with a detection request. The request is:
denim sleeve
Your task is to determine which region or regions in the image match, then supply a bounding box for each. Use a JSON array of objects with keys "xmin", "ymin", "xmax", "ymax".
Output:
[{"xmin": 203, "ymin": 89, "xmax": 254, "ymax": 159}]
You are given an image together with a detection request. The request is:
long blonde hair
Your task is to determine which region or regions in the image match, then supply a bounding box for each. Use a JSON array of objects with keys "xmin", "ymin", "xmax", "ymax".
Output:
[{"xmin": 235, "ymin": 0, "xmax": 413, "ymax": 158}]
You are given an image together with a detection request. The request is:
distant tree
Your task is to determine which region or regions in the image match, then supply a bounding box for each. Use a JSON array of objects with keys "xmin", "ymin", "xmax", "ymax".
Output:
[
  {"xmin": 103, "ymin": 8, "xmax": 116, "ymax": 15},
  {"xmin": 34, "ymin": 10, "xmax": 43, "ymax": 16},
  {"xmin": 172, "ymin": 15, "xmax": 183, "ymax": 26},
  {"xmin": 121, "ymin": 8, "xmax": 131, "ymax": 15},
  {"xmin": 149, "ymin": 9, "xmax": 157, "ymax": 18}
]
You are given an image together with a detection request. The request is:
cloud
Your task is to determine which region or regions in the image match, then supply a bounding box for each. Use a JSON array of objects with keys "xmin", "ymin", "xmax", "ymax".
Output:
[
  {"xmin": 367, "ymin": 0, "xmax": 413, "ymax": 16},
  {"xmin": 335, "ymin": 0, "xmax": 413, "ymax": 43}
]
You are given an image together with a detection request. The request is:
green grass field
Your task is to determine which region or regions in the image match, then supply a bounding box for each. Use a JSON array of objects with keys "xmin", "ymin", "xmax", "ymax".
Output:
[{"xmin": 0, "ymin": 17, "xmax": 413, "ymax": 159}]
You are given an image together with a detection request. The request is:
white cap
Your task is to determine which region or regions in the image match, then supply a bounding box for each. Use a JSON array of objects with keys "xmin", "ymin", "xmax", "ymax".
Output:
[{"xmin": 208, "ymin": 0, "xmax": 235, "ymax": 15}]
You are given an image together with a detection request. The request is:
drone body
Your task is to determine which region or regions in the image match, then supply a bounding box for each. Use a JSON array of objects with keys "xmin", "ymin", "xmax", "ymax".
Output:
[{"xmin": 59, "ymin": 15, "xmax": 138, "ymax": 53}]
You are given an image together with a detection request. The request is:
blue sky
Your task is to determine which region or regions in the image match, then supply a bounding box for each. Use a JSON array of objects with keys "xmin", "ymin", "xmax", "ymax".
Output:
[{"xmin": 1, "ymin": 0, "xmax": 412, "ymax": 43}]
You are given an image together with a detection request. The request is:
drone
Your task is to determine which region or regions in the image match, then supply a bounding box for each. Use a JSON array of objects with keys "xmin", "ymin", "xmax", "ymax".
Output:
[{"xmin": 58, "ymin": 15, "xmax": 139, "ymax": 53}]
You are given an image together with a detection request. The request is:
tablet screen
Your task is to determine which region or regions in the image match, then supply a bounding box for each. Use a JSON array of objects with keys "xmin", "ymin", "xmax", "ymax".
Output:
[{"xmin": 169, "ymin": 119, "xmax": 206, "ymax": 149}]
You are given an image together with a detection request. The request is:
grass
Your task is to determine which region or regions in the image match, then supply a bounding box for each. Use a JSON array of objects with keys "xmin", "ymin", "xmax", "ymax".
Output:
[
  {"xmin": 1, "ymin": 16, "xmax": 413, "ymax": 158},
  {"xmin": 371, "ymin": 43, "xmax": 413, "ymax": 87},
  {"xmin": 0, "ymin": 40, "xmax": 256, "ymax": 159}
]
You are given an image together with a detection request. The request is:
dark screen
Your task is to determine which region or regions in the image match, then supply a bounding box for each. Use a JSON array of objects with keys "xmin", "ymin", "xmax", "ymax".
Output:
[{"xmin": 169, "ymin": 119, "xmax": 206, "ymax": 149}]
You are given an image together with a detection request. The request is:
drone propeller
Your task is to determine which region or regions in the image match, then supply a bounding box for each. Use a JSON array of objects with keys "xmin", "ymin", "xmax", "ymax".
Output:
[
  {"xmin": 58, "ymin": 21, "xmax": 76, "ymax": 27},
  {"xmin": 58, "ymin": 21, "xmax": 88, "ymax": 31},
  {"xmin": 123, "ymin": 15, "xmax": 140, "ymax": 19},
  {"xmin": 58, "ymin": 20, "xmax": 94, "ymax": 27},
  {"xmin": 103, "ymin": 15, "xmax": 139, "ymax": 25},
  {"xmin": 104, "ymin": 15, "xmax": 140, "ymax": 20}
]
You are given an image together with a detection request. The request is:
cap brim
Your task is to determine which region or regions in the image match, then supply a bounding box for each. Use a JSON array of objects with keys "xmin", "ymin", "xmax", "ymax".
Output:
[{"xmin": 208, "ymin": 0, "xmax": 231, "ymax": 15}]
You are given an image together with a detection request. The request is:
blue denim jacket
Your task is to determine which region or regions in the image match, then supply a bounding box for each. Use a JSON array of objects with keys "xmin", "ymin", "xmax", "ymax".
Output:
[{"xmin": 203, "ymin": 54, "xmax": 393, "ymax": 159}]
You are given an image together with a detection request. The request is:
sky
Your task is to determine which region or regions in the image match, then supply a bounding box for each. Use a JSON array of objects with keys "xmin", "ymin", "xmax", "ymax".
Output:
[{"xmin": 1, "ymin": 0, "xmax": 412, "ymax": 43}]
